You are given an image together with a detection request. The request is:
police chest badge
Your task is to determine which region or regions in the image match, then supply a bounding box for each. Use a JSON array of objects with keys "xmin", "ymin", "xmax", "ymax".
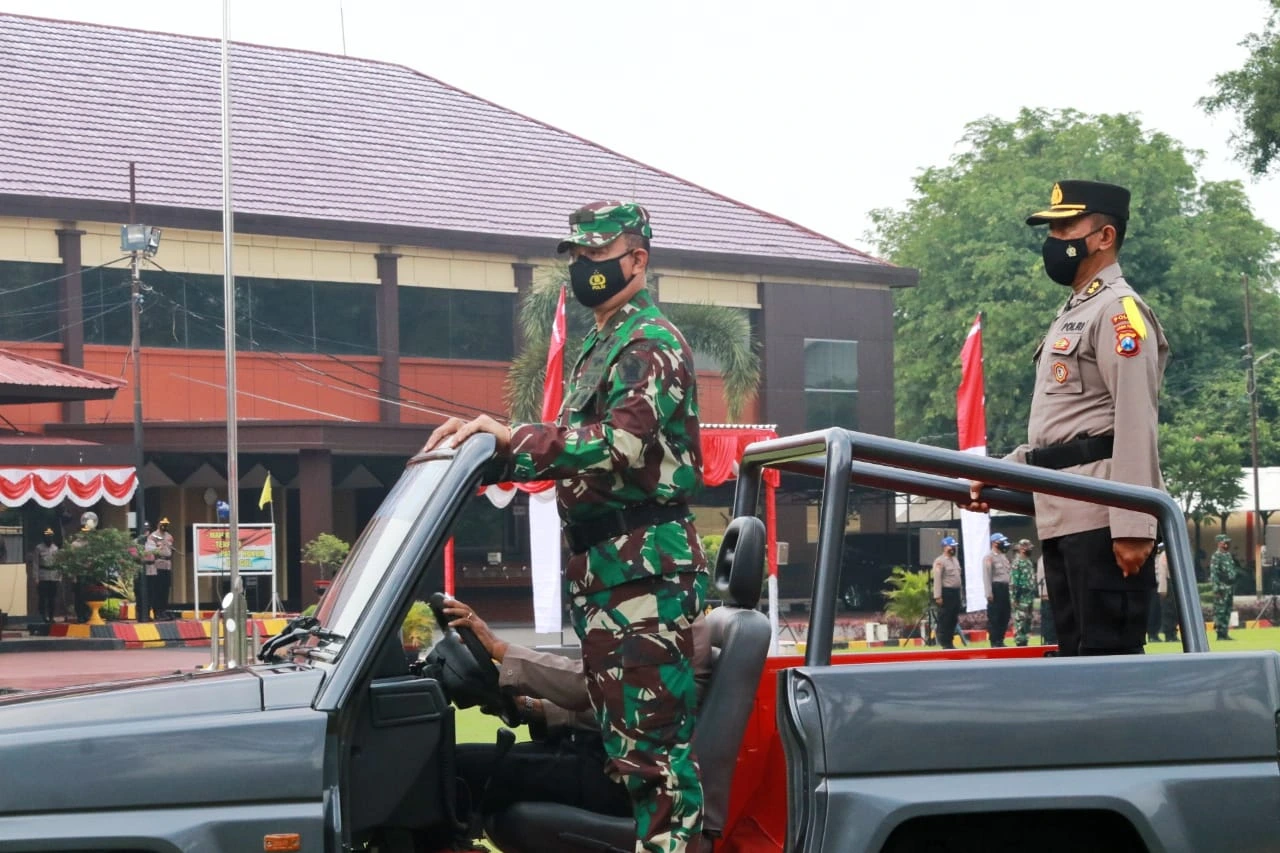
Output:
[
  {"xmin": 1052, "ymin": 362, "xmax": 1069, "ymax": 383},
  {"xmin": 1051, "ymin": 337, "xmax": 1071, "ymax": 352}
]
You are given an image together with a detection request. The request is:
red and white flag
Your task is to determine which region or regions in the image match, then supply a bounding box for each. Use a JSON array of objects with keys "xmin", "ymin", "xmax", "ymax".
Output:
[
  {"xmin": 540, "ymin": 285, "xmax": 567, "ymax": 422},
  {"xmin": 957, "ymin": 313, "xmax": 990, "ymax": 614}
]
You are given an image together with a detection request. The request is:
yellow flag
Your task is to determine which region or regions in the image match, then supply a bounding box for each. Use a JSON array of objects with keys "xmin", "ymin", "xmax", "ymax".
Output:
[
  {"xmin": 258, "ymin": 474, "xmax": 273, "ymax": 510},
  {"xmin": 1121, "ymin": 296, "xmax": 1148, "ymax": 340}
]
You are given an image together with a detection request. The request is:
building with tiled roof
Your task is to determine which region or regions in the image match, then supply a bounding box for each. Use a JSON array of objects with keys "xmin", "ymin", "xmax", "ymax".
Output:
[{"xmin": 0, "ymin": 13, "xmax": 915, "ymax": 618}]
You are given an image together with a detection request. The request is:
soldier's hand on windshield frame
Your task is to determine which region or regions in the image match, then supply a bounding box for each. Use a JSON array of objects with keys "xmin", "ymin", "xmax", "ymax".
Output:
[
  {"xmin": 1113, "ymin": 537, "xmax": 1153, "ymax": 578},
  {"xmin": 423, "ymin": 417, "xmax": 466, "ymax": 453},
  {"xmin": 957, "ymin": 481, "xmax": 990, "ymax": 513},
  {"xmin": 447, "ymin": 415, "xmax": 512, "ymax": 454}
]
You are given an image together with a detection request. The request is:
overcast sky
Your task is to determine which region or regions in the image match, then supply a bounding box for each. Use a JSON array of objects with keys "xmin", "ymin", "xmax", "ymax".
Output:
[{"xmin": 4, "ymin": 0, "xmax": 1278, "ymax": 253}]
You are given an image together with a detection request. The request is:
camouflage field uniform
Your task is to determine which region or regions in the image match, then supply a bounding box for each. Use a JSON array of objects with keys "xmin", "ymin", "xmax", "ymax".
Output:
[
  {"xmin": 1210, "ymin": 538, "xmax": 1236, "ymax": 640},
  {"xmin": 507, "ymin": 202, "xmax": 708, "ymax": 853},
  {"xmin": 1010, "ymin": 552, "xmax": 1037, "ymax": 646}
]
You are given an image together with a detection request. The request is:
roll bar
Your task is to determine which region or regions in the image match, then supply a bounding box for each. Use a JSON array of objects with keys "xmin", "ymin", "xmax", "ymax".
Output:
[{"xmin": 731, "ymin": 428, "xmax": 1208, "ymax": 664}]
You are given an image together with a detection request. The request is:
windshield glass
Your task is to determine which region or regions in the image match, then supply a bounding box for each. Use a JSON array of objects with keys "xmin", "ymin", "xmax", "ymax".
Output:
[{"xmin": 305, "ymin": 456, "xmax": 451, "ymax": 657}]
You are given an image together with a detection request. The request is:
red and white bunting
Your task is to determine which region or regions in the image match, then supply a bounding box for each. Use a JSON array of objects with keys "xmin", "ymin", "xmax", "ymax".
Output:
[{"xmin": 0, "ymin": 466, "xmax": 137, "ymax": 508}]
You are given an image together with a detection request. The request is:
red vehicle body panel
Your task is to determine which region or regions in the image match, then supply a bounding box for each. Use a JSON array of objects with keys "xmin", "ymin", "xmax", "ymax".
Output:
[{"xmin": 717, "ymin": 645, "xmax": 1056, "ymax": 851}]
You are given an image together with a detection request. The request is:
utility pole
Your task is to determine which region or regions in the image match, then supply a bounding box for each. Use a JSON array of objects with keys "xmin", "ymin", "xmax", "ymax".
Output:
[
  {"xmin": 129, "ymin": 163, "xmax": 150, "ymax": 623},
  {"xmin": 1243, "ymin": 273, "xmax": 1264, "ymax": 595}
]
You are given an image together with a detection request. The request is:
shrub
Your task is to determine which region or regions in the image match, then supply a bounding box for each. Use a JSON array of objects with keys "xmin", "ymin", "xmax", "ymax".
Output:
[
  {"xmin": 52, "ymin": 528, "xmax": 141, "ymax": 588},
  {"xmin": 701, "ymin": 534, "xmax": 724, "ymax": 565}
]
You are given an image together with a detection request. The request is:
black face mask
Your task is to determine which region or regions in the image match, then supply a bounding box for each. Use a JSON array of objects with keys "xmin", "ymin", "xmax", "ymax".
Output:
[
  {"xmin": 570, "ymin": 251, "xmax": 635, "ymax": 308},
  {"xmin": 1041, "ymin": 226, "xmax": 1105, "ymax": 286}
]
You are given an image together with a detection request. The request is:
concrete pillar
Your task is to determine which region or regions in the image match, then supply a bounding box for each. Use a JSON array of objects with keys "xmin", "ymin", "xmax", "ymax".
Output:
[
  {"xmin": 376, "ymin": 251, "xmax": 401, "ymax": 424},
  {"xmin": 298, "ymin": 449, "xmax": 333, "ymax": 605},
  {"xmin": 55, "ymin": 226, "xmax": 86, "ymax": 424}
]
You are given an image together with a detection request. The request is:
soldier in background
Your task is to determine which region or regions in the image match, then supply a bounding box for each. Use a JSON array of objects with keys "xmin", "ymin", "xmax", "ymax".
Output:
[
  {"xmin": 932, "ymin": 536, "xmax": 964, "ymax": 650},
  {"xmin": 425, "ymin": 201, "xmax": 708, "ymax": 853},
  {"xmin": 1149, "ymin": 541, "xmax": 1168, "ymax": 642},
  {"xmin": 983, "ymin": 533, "xmax": 1013, "ymax": 647},
  {"xmin": 1210, "ymin": 534, "xmax": 1237, "ymax": 641},
  {"xmin": 1010, "ymin": 539, "xmax": 1037, "ymax": 646}
]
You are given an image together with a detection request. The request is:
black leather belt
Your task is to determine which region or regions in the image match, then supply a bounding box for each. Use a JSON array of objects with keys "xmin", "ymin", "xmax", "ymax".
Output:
[
  {"xmin": 1026, "ymin": 434, "xmax": 1114, "ymax": 470},
  {"xmin": 563, "ymin": 502, "xmax": 690, "ymax": 555}
]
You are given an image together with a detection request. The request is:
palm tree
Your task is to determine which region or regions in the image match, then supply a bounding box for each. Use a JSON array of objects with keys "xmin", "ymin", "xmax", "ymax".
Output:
[{"xmin": 506, "ymin": 265, "xmax": 760, "ymax": 423}]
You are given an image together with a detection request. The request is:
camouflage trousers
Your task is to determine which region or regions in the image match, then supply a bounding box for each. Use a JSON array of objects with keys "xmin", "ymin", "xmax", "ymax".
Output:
[
  {"xmin": 1011, "ymin": 587, "xmax": 1036, "ymax": 646},
  {"xmin": 1213, "ymin": 585, "xmax": 1234, "ymax": 637},
  {"xmin": 571, "ymin": 570, "xmax": 709, "ymax": 853}
]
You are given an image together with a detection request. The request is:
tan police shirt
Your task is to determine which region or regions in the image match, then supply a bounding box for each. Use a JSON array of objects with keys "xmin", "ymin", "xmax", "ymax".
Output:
[
  {"xmin": 1009, "ymin": 263, "xmax": 1169, "ymax": 540},
  {"xmin": 932, "ymin": 553, "xmax": 962, "ymax": 596},
  {"xmin": 982, "ymin": 550, "xmax": 1012, "ymax": 598},
  {"xmin": 1155, "ymin": 551, "xmax": 1169, "ymax": 596}
]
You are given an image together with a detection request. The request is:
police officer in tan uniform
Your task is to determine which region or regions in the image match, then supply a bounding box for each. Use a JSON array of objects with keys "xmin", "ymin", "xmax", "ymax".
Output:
[
  {"xmin": 967, "ymin": 181, "xmax": 1169, "ymax": 656},
  {"xmin": 931, "ymin": 536, "xmax": 964, "ymax": 649}
]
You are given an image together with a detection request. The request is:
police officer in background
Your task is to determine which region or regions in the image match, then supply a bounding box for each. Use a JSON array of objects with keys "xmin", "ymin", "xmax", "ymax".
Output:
[
  {"xmin": 932, "ymin": 536, "xmax": 964, "ymax": 649},
  {"xmin": 983, "ymin": 533, "xmax": 1013, "ymax": 647},
  {"xmin": 425, "ymin": 202, "xmax": 708, "ymax": 853},
  {"xmin": 966, "ymin": 181, "xmax": 1169, "ymax": 655}
]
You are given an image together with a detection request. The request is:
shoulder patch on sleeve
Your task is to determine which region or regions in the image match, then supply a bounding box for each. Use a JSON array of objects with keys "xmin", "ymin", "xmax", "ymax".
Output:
[
  {"xmin": 1121, "ymin": 296, "xmax": 1148, "ymax": 340},
  {"xmin": 615, "ymin": 345, "xmax": 657, "ymax": 385}
]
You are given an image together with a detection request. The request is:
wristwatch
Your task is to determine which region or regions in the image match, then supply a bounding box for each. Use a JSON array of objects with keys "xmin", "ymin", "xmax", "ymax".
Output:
[{"xmin": 523, "ymin": 696, "xmax": 536, "ymax": 714}]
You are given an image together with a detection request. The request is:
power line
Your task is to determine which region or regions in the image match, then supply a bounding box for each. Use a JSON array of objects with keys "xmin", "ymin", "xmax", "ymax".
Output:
[{"xmin": 0, "ymin": 255, "xmax": 132, "ymax": 297}]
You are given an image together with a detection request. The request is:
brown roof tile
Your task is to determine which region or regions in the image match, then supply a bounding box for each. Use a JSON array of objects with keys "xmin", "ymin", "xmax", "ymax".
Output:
[{"xmin": 0, "ymin": 14, "xmax": 901, "ymax": 274}]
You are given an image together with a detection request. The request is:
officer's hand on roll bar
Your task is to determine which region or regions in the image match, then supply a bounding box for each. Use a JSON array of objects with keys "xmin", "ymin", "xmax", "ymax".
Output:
[
  {"xmin": 963, "ymin": 484, "xmax": 1150, "ymax": 577},
  {"xmin": 959, "ymin": 481, "xmax": 990, "ymax": 513}
]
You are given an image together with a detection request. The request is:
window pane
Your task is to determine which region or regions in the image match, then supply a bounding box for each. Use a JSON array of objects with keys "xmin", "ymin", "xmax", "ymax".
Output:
[
  {"xmin": 400, "ymin": 288, "xmax": 512, "ymax": 361},
  {"xmin": 139, "ymin": 269, "xmax": 188, "ymax": 348},
  {"xmin": 804, "ymin": 339, "xmax": 857, "ymax": 391},
  {"xmin": 399, "ymin": 288, "xmax": 450, "ymax": 358},
  {"xmin": 0, "ymin": 261, "xmax": 61, "ymax": 341},
  {"xmin": 449, "ymin": 291, "xmax": 512, "ymax": 361},
  {"xmin": 183, "ymin": 275, "xmax": 231, "ymax": 350},
  {"xmin": 81, "ymin": 267, "xmax": 131, "ymax": 346},
  {"xmin": 313, "ymin": 282, "xmax": 377, "ymax": 355},
  {"xmin": 805, "ymin": 389, "xmax": 858, "ymax": 430},
  {"xmin": 243, "ymin": 278, "xmax": 314, "ymax": 353}
]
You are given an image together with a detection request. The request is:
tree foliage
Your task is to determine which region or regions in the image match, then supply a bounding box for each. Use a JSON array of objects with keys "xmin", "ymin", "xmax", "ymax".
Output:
[
  {"xmin": 302, "ymin": 532, "xmax": 350, "ymax": 579},
  {"xmin": 1201, "ymin": 0, "xmax": 1280, "ymax": 175},
  {"xmin": 1160, "ymin": 422, "xmax": 1246, "ymax": 523},
  {"xmin": 872, "ymin": 109, "xmax": 1280, "ymax": 458},
  {"xmin": 505, "ymin": 266, "xmax": 761, "ymax": 423}
]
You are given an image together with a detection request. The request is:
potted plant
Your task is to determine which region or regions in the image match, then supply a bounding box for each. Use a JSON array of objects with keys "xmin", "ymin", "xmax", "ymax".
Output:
[
  {"xmin": 52, "ymin": 528, "xmax": 142, "ymax": 625},
  {"xmin": 302, "ymin": 533, "xmax": 350, "ymax": 597},
  {"xmin": 882, "ymin": 566, "xmax": 932, "ymax": 640}
]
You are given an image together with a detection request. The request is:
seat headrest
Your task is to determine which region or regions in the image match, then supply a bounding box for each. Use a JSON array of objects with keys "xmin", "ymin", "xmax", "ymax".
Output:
[{"xmin": 713, "ymin": 516, "xmax": 766, "ymax": 610}]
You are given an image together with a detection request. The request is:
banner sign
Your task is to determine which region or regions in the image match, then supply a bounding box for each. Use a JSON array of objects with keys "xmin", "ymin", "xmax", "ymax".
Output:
[{"xmin": 193, "ymin": 523, "xmax": 275, "ymax": 576}]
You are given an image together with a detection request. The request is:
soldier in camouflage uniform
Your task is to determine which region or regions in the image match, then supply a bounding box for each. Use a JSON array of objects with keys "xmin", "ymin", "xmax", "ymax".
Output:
[
  {"xmin": 426, "ymin": 201, "xmax": 708, "ymax": 853},
  {"xmin": 1210, "ymin": 534, "xmax": 1237, "ymax": 641},
  {"xmin": 1010, "ymin": 539, "xmax": 1037, "ymax": 646}
]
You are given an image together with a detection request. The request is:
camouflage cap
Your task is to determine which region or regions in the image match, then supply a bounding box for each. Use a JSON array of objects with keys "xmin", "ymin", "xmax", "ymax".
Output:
[
  {"xmin": 556, "ymin": 201, "xmax": 653, "ymax": 254},
  {"xmin": 1216, "ymin": 534, "xmax": 1231, "ymax": 543},
  {"xmin": 1017, "ymin": 539, "xmax": 1033, "ymax": 549}
]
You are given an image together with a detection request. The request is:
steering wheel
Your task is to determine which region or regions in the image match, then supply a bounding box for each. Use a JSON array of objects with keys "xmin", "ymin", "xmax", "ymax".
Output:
[{"xmin": 425, "ymin": 592, "xmax": 522, "ymax": 727}]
